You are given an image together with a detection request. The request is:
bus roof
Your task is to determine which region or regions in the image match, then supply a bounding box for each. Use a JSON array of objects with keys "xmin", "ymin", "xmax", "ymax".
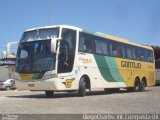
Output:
[
  {"xmin": 24, "ymin": 25, "xmax": 153, "ymax": 51},
  {"xmin": 25, "ymin": 25, "xmax": 82, "ymax": 32}
]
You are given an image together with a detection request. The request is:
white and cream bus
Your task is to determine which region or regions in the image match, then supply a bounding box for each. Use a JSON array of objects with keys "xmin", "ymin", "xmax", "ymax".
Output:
[{"xmin": 15, "ymin": 25, "xmax": 155, "ymax": 97}]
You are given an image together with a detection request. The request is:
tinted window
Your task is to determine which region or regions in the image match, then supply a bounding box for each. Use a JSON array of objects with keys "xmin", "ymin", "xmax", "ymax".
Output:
[
  {"xmin": 79, "ymin": 32, "xmax": 95, "ymax": 53},
  {"xmin": 126, "ymin": 46, "xmax": 133, "ymax": 59},
  {"xmin": 95, "ymin": 39, "xmax": 109, "ymax": 55},
  {"xmin": 79, "ymin": 32, "xmax": 153, "ymax": 63},
  {"xmin": 145, "ymin": 50, "xmax": 154, "ymax": 62},
  {"xmin": 110, "ymin": 41, "xmax": 124, "ymax": 58}
]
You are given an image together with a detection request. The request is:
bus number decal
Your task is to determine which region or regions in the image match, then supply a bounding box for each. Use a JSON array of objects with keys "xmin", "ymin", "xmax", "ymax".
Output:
[{"xmin": 66, "ymin": 79, "xmax": 72, "ymax": 88}]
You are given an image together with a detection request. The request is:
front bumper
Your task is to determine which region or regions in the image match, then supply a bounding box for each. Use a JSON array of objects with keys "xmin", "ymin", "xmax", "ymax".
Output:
[{"xmin": 15, "ymin": 78, "xmax": 78, "ymax": 91}]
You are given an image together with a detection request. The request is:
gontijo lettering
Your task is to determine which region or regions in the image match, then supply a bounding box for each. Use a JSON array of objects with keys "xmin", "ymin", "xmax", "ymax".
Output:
[{"xmin": 121, "ymin": 61, "xmax": 141, "ymax": 69}]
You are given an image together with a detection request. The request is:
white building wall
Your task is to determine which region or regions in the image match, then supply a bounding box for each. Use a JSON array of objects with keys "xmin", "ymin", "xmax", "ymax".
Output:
[
  {"xmin": 0, "ymin": 66, "xmax": 9, "ymax": 82},
  {"xmin": 0, "ymin": 65, "xmax": 15, "ymax": 82}
]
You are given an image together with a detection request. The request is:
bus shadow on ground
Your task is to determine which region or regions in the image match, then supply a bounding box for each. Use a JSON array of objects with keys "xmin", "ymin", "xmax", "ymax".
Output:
[{"xmin": 6, "ymin": 89, "xmax": 151, "ymax": 99}]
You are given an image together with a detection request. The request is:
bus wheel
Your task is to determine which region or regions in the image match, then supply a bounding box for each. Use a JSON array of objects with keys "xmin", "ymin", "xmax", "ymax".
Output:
[
  {"xmin": 45, "ymin": 91, "xmax": 54, "ymax": 97},
  {"xmin": 133, "ymin": 78, "xmax": 140, "ymax": 92},
  {"xmin": 140, "ymin": 80, "xmax": 146, "ymax": 91},
  {"xmin": 78, "ymin": 77, "xmax": 86, "ymax": 97}
]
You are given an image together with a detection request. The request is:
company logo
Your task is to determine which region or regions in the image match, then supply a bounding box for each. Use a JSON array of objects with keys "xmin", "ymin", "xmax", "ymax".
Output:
[
  {"xmin": 79, "ymin": 57, "xmax": 92, "ymax": 64},
  {"xmin": 121, "ymin": 61, "xmax": 141, "ymax": 69}
]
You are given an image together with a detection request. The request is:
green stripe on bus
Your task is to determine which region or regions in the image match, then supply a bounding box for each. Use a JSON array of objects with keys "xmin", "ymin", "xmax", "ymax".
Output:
[{"xmin": 94, "ymin": 55, "xmax": 124, "ymax": 82}]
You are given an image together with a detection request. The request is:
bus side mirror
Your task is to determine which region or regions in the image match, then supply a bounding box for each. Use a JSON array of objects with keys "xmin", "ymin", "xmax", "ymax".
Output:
[
  {"xmin": 51, "ymin": 37, "xmax": 57, "ymax": 53},
  {"xmin": 51, "ymin": 37, "xmax": 61, "ymax": 53}
]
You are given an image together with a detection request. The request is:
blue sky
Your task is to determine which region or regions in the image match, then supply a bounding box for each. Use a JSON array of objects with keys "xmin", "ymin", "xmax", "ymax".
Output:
[{"xmin": 0, "ymin": 0, "xmax": 160, "ymax": 54}]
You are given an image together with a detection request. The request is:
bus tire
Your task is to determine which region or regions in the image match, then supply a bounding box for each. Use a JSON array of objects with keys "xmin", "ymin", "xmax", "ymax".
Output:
[
  {"xmin": 78, "ymin": 77, "xmax": 86, "ymax": 97},
  {"xmin": 140, "ymin": 79, "xmax": 146, "ymax": 91},
  {"xmin": 133, "ymin": 78, "xmax": 140, "ymax": 92},
  {"xmin": 45, "ymin": 91, "xmax": 54, "ymax": 97},
  {"xmin": 127, "ymin": 78, "xmax": 140, "ymax": 92}
]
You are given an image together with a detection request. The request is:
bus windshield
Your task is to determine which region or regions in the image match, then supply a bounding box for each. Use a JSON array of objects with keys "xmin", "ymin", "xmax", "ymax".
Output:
[{"xmin": 16, "ymin": 40, "xmax": 56, "ymax": 73}]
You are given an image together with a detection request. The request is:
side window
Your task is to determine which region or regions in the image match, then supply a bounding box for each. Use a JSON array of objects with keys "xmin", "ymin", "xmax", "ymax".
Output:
[
  {"xmin": 122, "ymin": 46, "xmax": 126, "ymax": 58},
  {"xmin": 132, "ymin": 48, "xmax": 136, "ymax": 60},
  {"xmin": 134, "ymin": 47, "xmax": 140, "ymax": 60},
  {"xmin": 102, "ymin": 40, "xmax": 109, "ymax": 55},
  {"xmin": 116, "ymin": 45, "xmax": 123, "ymax": 57},
  {"xmin": 133, "ymin": 47, "xmax": 141, "ymax": 60},
  {"xmin": 126, "ymin": 46, "xmax": 133, "ymax": 59},
  {"xmin": 132, "ymin": 47, "xmax": 152, "ymax": 62},
  {"xmin": 79, "ymin": 37, "xmax": 86, "ymax": 51},
  {"xmin": 95, "ymin": 39, "xmax": 102, "ymax": 54},
  {"xmin": 137, "ymin": 49, "xmax": 144, "ymax": 61},
  {"xmin": 109, "ymin": 43, "xmax": 113, "ymax": 56},
  {"xmin": 146, "ymin": 50, "xmax": 153, "ymax": 62},
  {"xmin": 111, "ymin": 42, "xmax": 117, "ymax": 57},
  {"xmin": 95, "ymin": 39, "xmax": 108, "ymax": 55},
  {"xmin": 79, "ymin": 32, "xmax": 95, "ymax": 54},
  {"xmin": 110, "ymin": 41, "xmax": 123, "ymax": 58},
  {"xmin": 140, "ymin": 49, "xmax": 145, "ymax": 61}
]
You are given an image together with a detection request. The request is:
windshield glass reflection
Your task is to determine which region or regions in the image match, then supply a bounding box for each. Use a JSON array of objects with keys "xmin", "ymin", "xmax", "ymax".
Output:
[{"xmin": 16, "ymin": 40, "xmax": 56, "ymax": 73}]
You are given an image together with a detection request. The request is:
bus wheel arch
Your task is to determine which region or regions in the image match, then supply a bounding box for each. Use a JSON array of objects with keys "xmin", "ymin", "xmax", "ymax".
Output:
[
  {"xmin": 78, "ymin": 74, "xmax": 91, "ymax": 97},
  {"xmin": 80, "ymin": 74, "xmax": 91, "ymax": 90}
]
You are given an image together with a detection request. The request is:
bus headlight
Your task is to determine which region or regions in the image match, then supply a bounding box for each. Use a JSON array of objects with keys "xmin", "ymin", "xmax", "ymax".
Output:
[{"xmin": 43, "ymin": 74, "xmax": 57, "ymax": 80}]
